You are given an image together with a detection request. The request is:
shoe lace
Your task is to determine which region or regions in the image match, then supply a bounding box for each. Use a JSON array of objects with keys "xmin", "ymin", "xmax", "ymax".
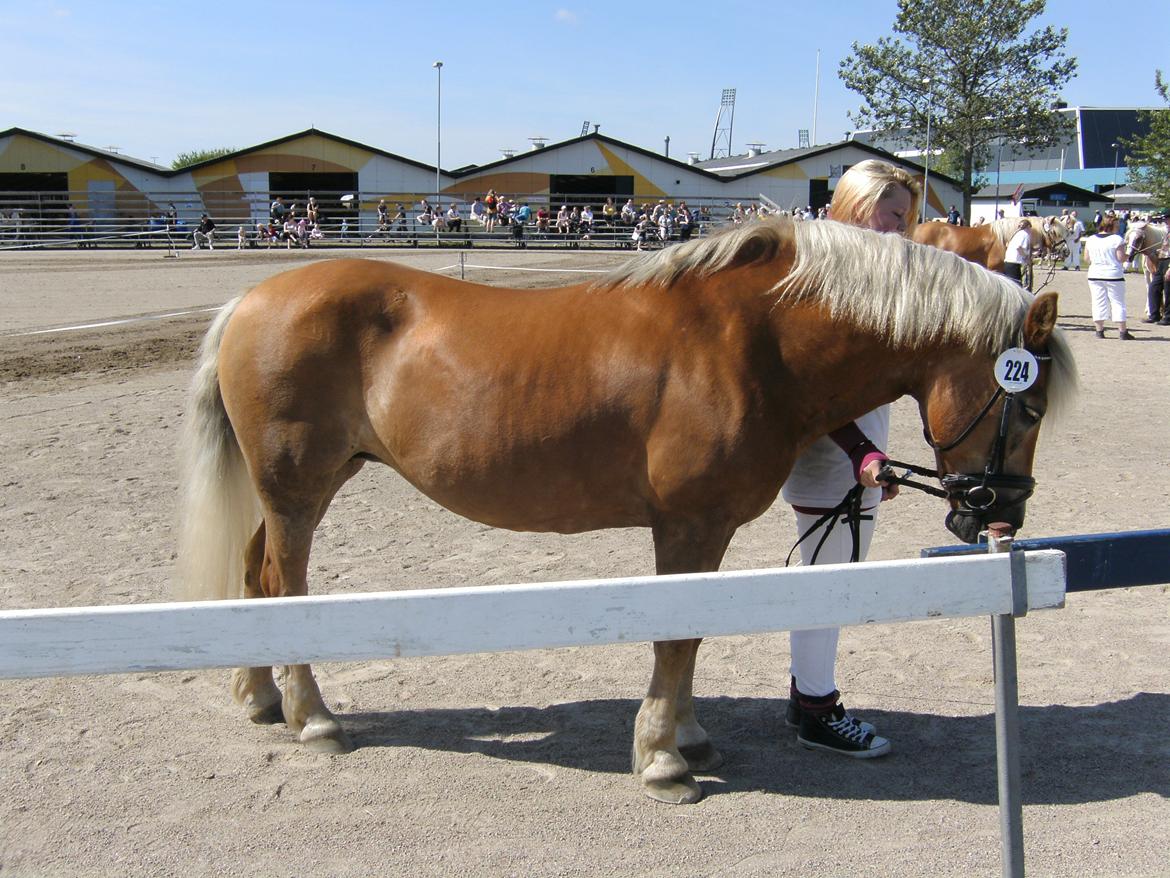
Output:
[{"xmin": 826, "ymin": 713, "xmax": 870, "ymax": 744}]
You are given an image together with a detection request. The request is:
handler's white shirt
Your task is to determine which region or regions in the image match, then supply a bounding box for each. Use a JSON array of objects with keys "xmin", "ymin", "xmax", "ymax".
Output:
[
  {"xmin": 1085, "ymin": 233, "xmax": 1125, "ymax": 279},
  {"xmin": 782, "ymin": 405, "xmax": 890, "ymax": 510},
  {"xmin": 1004, "ymin": 229, "xmax": 1031, "ymax": 265}
]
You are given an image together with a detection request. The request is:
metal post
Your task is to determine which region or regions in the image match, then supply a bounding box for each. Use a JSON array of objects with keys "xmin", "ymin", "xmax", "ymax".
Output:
[{"xmin": 988, "ymin": 522, "xmax": 1025, "ymax": 878}]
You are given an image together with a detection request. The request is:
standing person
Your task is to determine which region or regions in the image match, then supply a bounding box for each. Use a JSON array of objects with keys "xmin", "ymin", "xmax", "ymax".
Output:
[
  {"xmin": 484, "ymin": 189, "xmax": 498, "ymax": 232},
  {"xmin": 947, "ymin": 204, "xmax": 961, "ymax": 224},
  {"xmin": 1084, "ymin": 215, "xmax": 1134, "ymax": 339},
  {"xmin": 1145, "ymin": 221, "xmax": 1170, "ymax": 324},
  {"xmin": 1001, "ymin": 219, "xmax": 1032, "ymax": 283},
  {"xmin": 781, "ymin": 158, "xmax": 921, "ymax": 759},
  {"xmin": 1065, "ymin": 213, "xmax": 1085, "ymax": 271}
]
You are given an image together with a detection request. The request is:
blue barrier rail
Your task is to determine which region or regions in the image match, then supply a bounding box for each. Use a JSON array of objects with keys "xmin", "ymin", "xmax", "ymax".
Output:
[{"xmin": 922, "ymin": 529, "xmax": 1170, "ymax": 592}]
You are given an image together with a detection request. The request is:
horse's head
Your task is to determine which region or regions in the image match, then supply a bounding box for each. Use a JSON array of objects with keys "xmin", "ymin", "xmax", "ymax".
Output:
[
  {"xmin": 919, "ymin": 292, "xmax": 1063, "ymax": 543},
  {"xmin": 1040, "ymin": 216, "xmax": 1070, "ymax": 250},
  {"xmin": 1124, "ymin": 222, "xmax": 1149, "ymax": 261}
]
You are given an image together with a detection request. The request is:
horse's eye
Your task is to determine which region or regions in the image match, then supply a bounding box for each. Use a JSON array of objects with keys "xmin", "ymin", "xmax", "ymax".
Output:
[{"xmin": 1020, "ymin": 405, "xmax": 1044, "ymax": 424}]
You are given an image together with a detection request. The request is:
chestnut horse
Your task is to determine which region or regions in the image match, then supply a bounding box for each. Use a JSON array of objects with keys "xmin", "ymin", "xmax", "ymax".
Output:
[
  {"xmin": 179, "ymin": 219, "xmax": 1075, "ymax": 804},
  {"xmin": 913, "ymin": 215, "xmax": 1070, "ymax": 271}
]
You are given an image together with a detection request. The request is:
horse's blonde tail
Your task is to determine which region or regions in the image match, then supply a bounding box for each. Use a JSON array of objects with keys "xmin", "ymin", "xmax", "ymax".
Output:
[{"xmin": 176, "ymin": 296, "xmax": 260, "ymax": 602}]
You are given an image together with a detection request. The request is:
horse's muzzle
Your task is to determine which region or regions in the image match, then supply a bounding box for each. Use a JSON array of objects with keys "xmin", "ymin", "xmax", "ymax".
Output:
[{"xmin": 941, "ymin": 473, "xmax": 1035, "ymax": 544}]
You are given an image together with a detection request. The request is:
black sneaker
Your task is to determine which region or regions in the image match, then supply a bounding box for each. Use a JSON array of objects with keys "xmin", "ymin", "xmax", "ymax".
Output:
[
  {"xmin": 786, "ymin": 698, "xmax": 875, "ymax": 734},
  {"xmin": 798, "ymin": 704, "xmax": 890, "ymax": 758}
]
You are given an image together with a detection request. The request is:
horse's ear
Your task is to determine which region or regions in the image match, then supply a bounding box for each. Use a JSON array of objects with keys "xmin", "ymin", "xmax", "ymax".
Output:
[{"xmin": 1023, "ymin": 292, "xmax": 1059, "ymax": 350}]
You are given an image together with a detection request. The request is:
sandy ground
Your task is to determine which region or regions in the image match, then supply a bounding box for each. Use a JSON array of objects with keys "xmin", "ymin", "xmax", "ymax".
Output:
[{"xmin": 0, "ymin": 247, "xmax": 1167, "ymax": 878}]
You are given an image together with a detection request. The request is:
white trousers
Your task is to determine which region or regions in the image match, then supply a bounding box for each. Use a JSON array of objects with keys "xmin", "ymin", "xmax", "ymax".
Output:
[
  {"xmin": 789, "ymin": 509, "xmax": 877, "ymax": 698},
  {"xmin": 1088, "ymin": 278, "xmax": 1127, "ymax": 322},
  {"xmin": 1065, "ymin": 240, "xmax": 1082, "ymax": 269}
]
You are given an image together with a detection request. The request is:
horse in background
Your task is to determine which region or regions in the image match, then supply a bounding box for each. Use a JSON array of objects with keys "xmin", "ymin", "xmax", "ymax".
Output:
[
  {"xmin": 1124, "ymin": 219, "xmax": 1168, "ymax": 284},
  {"xmin": 913, "ymin": 215, "xmax": 1070, "ymax": 274},
  {"xmin": 179, "ymin": 218, "xmax": 1075, "ymax": 804}
]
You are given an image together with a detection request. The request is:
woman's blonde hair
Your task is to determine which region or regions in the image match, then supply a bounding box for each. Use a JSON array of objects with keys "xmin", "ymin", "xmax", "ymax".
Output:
[{"xmin": 829, "ymin": 159, "xmax": 922, "ymax": 233}]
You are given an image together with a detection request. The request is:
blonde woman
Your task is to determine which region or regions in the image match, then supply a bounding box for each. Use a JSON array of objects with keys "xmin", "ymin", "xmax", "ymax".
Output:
[{"xmin": 781, "ymin": 159, "xmax": 920, "ymax": 758}]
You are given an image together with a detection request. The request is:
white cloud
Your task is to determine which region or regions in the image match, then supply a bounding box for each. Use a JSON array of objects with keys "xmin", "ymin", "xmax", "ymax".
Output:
[{"xmin": 554, "ymin": 9, "xmax": 578, "ymax": 25}]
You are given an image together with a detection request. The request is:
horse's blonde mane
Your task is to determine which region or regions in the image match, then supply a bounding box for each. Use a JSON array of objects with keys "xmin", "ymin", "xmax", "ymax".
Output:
[{"xmin": 596, "ymin": 218, "xmax": 1076, "ymax": 418}]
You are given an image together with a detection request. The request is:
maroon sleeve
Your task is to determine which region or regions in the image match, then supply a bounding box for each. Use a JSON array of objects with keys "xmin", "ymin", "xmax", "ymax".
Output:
[{"xmin": 828, "ymin": 422, "xmax": 889, "ymax": 482}]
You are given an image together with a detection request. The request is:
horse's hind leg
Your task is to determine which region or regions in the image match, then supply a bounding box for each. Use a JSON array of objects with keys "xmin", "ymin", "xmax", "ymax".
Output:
[
  {"xmin": 253, "ymin": 458, "xmax": 365, "ymax": 753},
  {"xmin": 231, "ymin": 521, "xmax": 284, "ymax": 725},
  {"xmin": 633, "ymin": 517, "xmax": 733, "ymax": 804}
]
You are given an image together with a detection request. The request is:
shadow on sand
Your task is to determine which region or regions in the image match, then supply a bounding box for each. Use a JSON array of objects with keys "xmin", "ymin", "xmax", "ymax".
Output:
[{"xmin": 342, "ymin": 691, "xmax": 1170, "ymax": 805}]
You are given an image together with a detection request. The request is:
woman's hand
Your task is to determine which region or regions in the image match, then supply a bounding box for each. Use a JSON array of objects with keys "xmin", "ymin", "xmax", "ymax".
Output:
[{"xmin": 860, "ymin": 459, "xmax": 900, "ymax": 500}]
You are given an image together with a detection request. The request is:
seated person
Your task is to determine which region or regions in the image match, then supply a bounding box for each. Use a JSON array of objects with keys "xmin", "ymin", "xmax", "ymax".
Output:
[{"xmin": 445, "ymin": 204, "xmax": 462, "ymax": 232}]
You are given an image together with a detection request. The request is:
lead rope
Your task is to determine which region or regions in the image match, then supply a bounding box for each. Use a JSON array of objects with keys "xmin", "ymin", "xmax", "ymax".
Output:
[{"xmin": 785, "ymin": 483, "xmax": 870, "ymax": 567}]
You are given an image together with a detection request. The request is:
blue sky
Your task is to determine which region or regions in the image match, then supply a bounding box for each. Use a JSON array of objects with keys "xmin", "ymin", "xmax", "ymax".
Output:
[{"xmin": 2, "ymin": 0, "xmax": 1167, "ymax": 169}]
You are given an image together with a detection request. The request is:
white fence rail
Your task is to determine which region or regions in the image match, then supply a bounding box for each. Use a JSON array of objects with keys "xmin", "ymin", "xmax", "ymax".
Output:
[{"xmin": 0, "ymin": 552, "xmax": 1065, "ymax": 680}]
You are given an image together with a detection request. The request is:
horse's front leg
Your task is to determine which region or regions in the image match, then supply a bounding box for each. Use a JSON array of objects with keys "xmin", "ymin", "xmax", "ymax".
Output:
[
  {"xmin": 634, "ymin": 639, "xmax": 704, "ymax": 804},
  {"xmin": 633, "ymin": 519, "xmax": 733, "ymax": 803},
  {"xmin": 674, "ymin": 640, "xmax": 723, "ymax": 772}
]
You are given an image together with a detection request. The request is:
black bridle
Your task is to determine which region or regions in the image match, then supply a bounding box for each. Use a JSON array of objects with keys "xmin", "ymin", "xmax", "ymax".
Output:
[
  {"xmin": 880, "ymin": 374, "xmax": 1044, "ymax": 521},
  {"xmin": 787, "ymin": 353, "xmax": 1047, "ymax": 562}
]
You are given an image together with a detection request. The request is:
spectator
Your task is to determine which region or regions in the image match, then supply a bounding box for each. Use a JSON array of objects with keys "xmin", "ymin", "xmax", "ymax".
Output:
[
  {"xmin": 579, "ymin": 204, "xmax": 594, "ymax": 238},
  {"xmin": 192, "ymin": 213, "xmax": 216, "ymax": 250},
  {"xmin": 947, "ymin": 204, "xmax": 961, "ymax": 224},
  {"xmin": 677, "ymin": 203, "xmax": 694, "ymax": 242},
  {"xmin": 236, "ymin": 225, "xmax": 247, "ymax": 250},
  {"xmin": 620, "ymin": 198, "xmax": 637, "ymax": 226},
  {"xmin": 270, "ymin": 197, "xmax": 286, "ymax": 225},
  {"xmin": 417, "ymin": 200, "xmax": 434, "ymax": 228},
  {"xmin": 512, "ymin": 201, "xmax": 531, "ymax": 247},
  {"xmin": 484, "ymin": 189, "xmax": 499, "ymax": 232},
  {"xmin": 339, "ymin": 217, "xmax": 350, "ymax": 242},
  {"xmin": 392, "ymin": 204, "xmax": 407, "ymax": 233},
  {"xmin": 556, "ymin": 204, "xmax": 571, "ymax": 235},
  {"xmin": 535, "ymin": 205, "xmax": 550, "ymax": 233},
  {"xmin": 602, "ymin": 197, "xmax": 617, "ymax": 228},
  {"xmin": 377, "ymin": 199, "xmax": 390, "ymax": 229},
  {"xmin": 282, "ymin": 216, "xmax": 299, "ymax": 249},
  {"xmin": 470, "ymin": 196, "xmax": 486, "ymax": 226},
  {"xmin": 445, "ymin": 203, "xmax": 462, "ymax": 233}
]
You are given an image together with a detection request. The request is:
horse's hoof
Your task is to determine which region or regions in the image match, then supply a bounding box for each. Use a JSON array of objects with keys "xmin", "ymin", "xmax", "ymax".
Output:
[
  {"xmin": 247, "ymin": 700, "xmax": 285, "ymax": 726},
  {"xmin": 678, "ymin": 741, "xmax": 724, "ymax": 773},
  {"xmin": 299, "ymin": 717, "xmax": 354, "ymax": 754},
  {"xmin": 641, "ymin": 774, "xmax": 703, "ymax": 805}
]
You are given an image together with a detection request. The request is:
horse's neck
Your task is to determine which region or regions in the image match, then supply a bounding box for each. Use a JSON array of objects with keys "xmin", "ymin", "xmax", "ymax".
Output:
[{"xmin": 770, "ymin": 306, "xmax": 923, "ymax": 434}]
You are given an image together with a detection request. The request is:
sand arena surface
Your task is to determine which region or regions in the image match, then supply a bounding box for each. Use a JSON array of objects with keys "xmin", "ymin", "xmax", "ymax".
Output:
[{"xmin": 1, "ymin": 247, "xmax": 1167, "ymax": 877}]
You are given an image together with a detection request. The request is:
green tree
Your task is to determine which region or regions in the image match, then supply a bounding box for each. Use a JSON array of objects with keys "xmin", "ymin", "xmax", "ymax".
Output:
[
  {"xmin": 171, "ymin": 147, "xmax": 235, "ymax": 170},
  {"xmin": 1124, "ymin": 71, "xmax": 1170, "ymax": 211},
  {"xmin": 839, "ymin": 0, "xmax": 1076, "ymax": 218}
]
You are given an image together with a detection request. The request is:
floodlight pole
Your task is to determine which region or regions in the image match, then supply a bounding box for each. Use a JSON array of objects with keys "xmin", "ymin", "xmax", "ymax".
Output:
[
  {"xmin": 921, "ymin": 77, "xmax": 932, "ymax": 223},
  {"xmin": 433, "ymin": 61, "xmax": 443, "ymax": 222}
]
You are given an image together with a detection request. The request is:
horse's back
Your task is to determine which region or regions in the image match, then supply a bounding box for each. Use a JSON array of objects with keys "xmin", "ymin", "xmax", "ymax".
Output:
[{"xmin": 912, "ymin": 223, "xmax": 1003, "ymax": 271}]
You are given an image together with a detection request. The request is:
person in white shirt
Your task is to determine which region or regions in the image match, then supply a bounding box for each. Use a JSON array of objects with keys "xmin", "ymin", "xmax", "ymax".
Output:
[
  {"xmin": 445, "ymin": 204, "xmax": 462, "ymax": 233},
  {"xmin": 1084, "ymin": 214, "xmax": 1133, "ymax": 339},
  {"xmin": 1002, "ymin": 219, "xmax": 1031, "ymax": 283},
  {"xmin": 1064, "ymin": 215, "xmax": 1085, "ymax": 270},
  {"xmin": 780, "ymin": 158, "xmax": 920, "ymax": 760}
]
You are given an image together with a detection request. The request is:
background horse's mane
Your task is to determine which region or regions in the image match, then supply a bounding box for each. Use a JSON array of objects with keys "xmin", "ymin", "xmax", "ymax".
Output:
[{"xmin": 596, "ymin": 217, "xmax": 1076, "ymax": 418}]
